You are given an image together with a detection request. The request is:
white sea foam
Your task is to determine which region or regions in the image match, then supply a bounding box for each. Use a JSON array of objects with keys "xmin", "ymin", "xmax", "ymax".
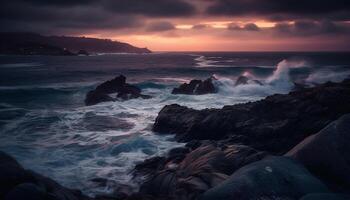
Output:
[
  {"xmin": 1, "ymin": 58, "xmax": 347, "ymax": 197},
  {"xmin": 305, "ymin": 69, "xmax": 350, "ymax": 85}
]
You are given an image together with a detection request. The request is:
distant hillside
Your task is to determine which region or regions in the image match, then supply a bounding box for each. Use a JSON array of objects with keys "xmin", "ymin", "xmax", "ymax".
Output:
[{"xmin": 0, "ymin": 32, "xmax": 151, "ymax": 55}]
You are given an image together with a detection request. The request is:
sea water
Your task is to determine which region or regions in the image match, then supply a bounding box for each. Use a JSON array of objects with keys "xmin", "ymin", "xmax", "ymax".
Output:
[{"xmin": 0, "ymin": 52, "xmax": 349, "ymax": 196}]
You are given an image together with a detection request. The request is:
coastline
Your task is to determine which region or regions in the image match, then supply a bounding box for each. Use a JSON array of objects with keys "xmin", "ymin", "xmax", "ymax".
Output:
[{"xmin": 2, "ymin": 79, "xmax": 350, "ymax": 200}]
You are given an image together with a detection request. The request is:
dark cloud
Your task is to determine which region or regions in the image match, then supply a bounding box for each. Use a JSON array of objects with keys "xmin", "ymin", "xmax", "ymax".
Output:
[
  {"xmin": 273, "ymin": 20, "xmax": 350, "ymax": 36},
  {"xmin": 228, "ymin": 23, "xmax": 260, "ymax": 31},
  {"xmin": 0, "ymin": 1, "xmax": 143, "ymax": 34},
  {"xmin": 145, "ymin": 22, "xmax": 175, "ymax": 32},
  {"xmin": 0, "ymin": 0, "xmax": 195, "ymax": 34},
  {"xmin": 103, "ymin": 0, "xmax": 196, "ymax": 17},
  {"xmin": 14, "ymin": 0, "xmax": 95, "ymax": 7},
  {"xmin": 206, "ymin": 0, "xmax": 350, "ymax": 21}
]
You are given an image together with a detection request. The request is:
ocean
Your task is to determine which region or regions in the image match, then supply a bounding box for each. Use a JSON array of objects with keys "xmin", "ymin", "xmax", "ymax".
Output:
[{"xmin": 0, "ymin": 52, "xmax": 350, "ymax": 196}]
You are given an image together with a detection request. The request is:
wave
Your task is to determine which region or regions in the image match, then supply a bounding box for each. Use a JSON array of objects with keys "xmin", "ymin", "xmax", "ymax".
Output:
[
  {"xmin": 0, "ymin": 62, "xmax": 43, "ymax": 68},
  {"xmin": 214, "ymin": 59, "xmax": 308, "ymax": 96},
  {"xmin": 195, "ymin": 56, "xmax": 223, "ymax": 68},
  {"xmin": 305, "ymin": 69, "xmax": 350, "ymax": 85}
]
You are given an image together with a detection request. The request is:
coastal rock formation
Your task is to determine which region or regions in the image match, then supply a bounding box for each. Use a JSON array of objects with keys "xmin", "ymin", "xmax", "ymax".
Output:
[
  {"xmin": 134, "ymin": 141, "xmax": 267, "ymax": 199},
  {"xmin": 85, "ymin": 75, "xmax": 151, "ymax": 106},
  {"xmin": 154, "ymin": 79, "xmax": 350, "ymax": 154},
  {"xmin": 172, "ymin": 78, "xmax": 217, "ymax": 95},
  {"xmin": 0, "ymin": 32, "xmax": 151, "ymax": 55},
  {"xmin": 0, "ymin": 151, "xmax": 89, "ymax": 200},
  {"xmin": 234, "ymin": 75, "xmax": 263, "ymax": 86},
  {"xmin": 287, "ymin": 114, "xmax": 350, "ymax": 192},
  {"xmin": 200, "ymin": 156, "xmax": 329, "ymax": 200}
]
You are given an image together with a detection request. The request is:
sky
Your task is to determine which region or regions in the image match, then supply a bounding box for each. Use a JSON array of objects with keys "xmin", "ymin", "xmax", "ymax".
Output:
[{"xmin": 1, "ymin": 0, "xmax": 350, "ymax": 51}]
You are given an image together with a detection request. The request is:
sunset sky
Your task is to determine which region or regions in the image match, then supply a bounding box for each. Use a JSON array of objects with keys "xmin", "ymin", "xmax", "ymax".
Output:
[{"xmin": 1, "ymin": 0, "xmax": 350, "ymax": 51}]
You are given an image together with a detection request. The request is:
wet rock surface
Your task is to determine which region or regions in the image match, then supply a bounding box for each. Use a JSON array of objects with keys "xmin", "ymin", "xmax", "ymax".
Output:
[
  {"xmin": 133, "ymin": 141, "xmax": 267, "ymax": 199},
  {"xmin": 2, "ymin": 80, "xmax": 350, "ymax": 200},
  {"xmin": 0, "ymin": 151, "xmax": 91, "ymax": 200},
  {"xmin": 172, "ymin": 78, "xmax": 217, "ymax": 95},
  {"xmin": 154, "ymin": 79, "xmax": 350, "ymax": 154},
  {"xmin": 85, "ymin": 75, "xmax": 151, "ymax": 106},
  {"xmin": 287, "ymin": 114, "xmax": 350, "ymax": 192},
  {"xmin": 200, "ymin": 156, "xmax": 329, "ymax": 200}
]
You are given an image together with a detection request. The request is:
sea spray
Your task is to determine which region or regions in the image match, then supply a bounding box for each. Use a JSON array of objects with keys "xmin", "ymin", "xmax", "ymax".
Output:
[{"xmin": 213, "ymin": 59, "xmax": 308, "ymax": 96}]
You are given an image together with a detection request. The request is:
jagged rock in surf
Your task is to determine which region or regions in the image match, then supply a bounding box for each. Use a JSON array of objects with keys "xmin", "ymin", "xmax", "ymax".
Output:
[
  {"xmin": 172, "ymin": 78, "xmax": 217, "ymax": 95},
  {"xmin": 84, "ymin": 75, "xmax": 151, "ymax": 106},
  {"xmin": 234, "ymin": 75, "xmax": 263, "ymax": 86}
]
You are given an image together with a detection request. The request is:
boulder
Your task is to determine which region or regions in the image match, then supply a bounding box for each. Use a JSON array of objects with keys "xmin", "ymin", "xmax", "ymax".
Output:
[
  {"xmin": 136, "ymin": 143, "xmax": 266, "ymax": 199},
  {"xmin": 5, "ymin": 183, "xmax": 46, "ymax": 200},
  {"xmin": 172, "ymin": 78, "xmax": 217, "ymax": 95},
  {"xmin": 200, "ymin": 156, "xmax": 329, "ymax": 200},
  {"xmin": 154, "ymin": 79, "xmax": 350, "ymax": 154},
  {"xmin": 84, "ymin": 75, "xmax": 151, "ymax": 106},
  {"xmin": 0, "ymin": 151, "xmax": 89, "ymax": 200},
  {"xmin": 234, "ymin": 75, "xmax": 263, "ymax": 86},
  {"xmin": 287, "ymin": 114, "xmax": 350, "ymax": 192}
]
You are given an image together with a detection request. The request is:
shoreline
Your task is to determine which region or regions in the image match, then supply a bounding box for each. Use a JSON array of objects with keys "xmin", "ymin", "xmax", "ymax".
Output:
[{"xmin": 1, "ymin": 79, "xmax": 350, "ymax": 200}]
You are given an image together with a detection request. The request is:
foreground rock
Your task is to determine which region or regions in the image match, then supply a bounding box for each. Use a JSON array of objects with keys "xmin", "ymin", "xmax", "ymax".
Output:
[
  {"xmin": 287, "ymin": 114, "xmax": 350, "ymax": 192},
  {"xmin": 154, "ymin": 79, "xmax": 350, "ymax": 154},
  {"xmin": 0, "ymin": 151, "xmax": 90, "ymax": 200},
  {"xmin": 172, "ymin": 78, "xmax": 217, "ymax": 95},
  {"xmin": 85, "ymin": 75, "xmax": 151, "ymax": 106},
  {"xmin": 200, "ymin": 156, "xmax": 329, "ymax": 200},
  {"xmin": 133, "ymin": 141, "xmax": 267, "ymax": 199}
]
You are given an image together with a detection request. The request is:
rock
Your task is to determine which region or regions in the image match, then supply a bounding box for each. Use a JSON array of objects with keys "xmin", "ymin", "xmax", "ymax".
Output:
[
  {"xmin": 172, "ymin": 78, "xmax": 217, "ymax": 95},
  {"xmin": 287, "ymin": 114, "xmax": 350, "ymax": 192},
  {"xmin": 84, "ymin": 75, "xmax": 151, "ymax": 106},
  {"xmin": 0, "ymin": 151, "xmax": 36, "ymax": 198},
  {"xmin": 135, "ymin": 143, "xmax": 266, "ymax": 199},
  {"xmin": 0, "ymin": 151, "xmax": 89, "ymax": 200},
  {"xmin": 234, "ymin": 75, "xmax": 249, "ymax": 86},
  {"xmin": 5, "ymin": 183, "xmax": 46, "ymax": 200},
  {"xmin": 85, "ymin": 90, "xmax": 114, "ymax": 106},
  {"xmin": 300, "ymin": 193, "xmax": 350, "ymax": 200},
  {"xmin": 200, "ymin": 156, "xmax": 329, "ymax": 200},
  {"xmin": 154, "ymin": 79, "xmax": 350, "ymax": 154},
  {"xmin": 234, "ymin": 75, "xmax": 263, "ymax": 86}
]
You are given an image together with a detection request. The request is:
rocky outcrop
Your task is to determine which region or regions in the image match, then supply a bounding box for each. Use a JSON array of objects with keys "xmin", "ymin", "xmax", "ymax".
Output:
[
  {"xmin": 0, "ymin": 151, "xmax": 90, "ymax": 200},
  {"xmin": 172, "ymin": 78, "xmax": 217, "ymax": 95},
  {"xmin": 234, "ymin": 75, "xmax": 263, "ymax": 86},
  {"xmin": 85, "ymin": 75, "xmax": 151, "ymax": 106},
  {"xmin": 0, "ymin": 32, "xmax": 152, "ymax": 55},
  {"xmin": 200, "ymin": 156, "xmax": 329, "ymax": 200},
  {"xmin": 154, "ymin": 79, "xmax": 350, "ymax": 154},
  {"xmin": 287, "ymin": 114, "xmax": 350, "ymax": 192},
  {"xmin": 133, "ymin": 141, "xmax": 267, "ymax": 199}
]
